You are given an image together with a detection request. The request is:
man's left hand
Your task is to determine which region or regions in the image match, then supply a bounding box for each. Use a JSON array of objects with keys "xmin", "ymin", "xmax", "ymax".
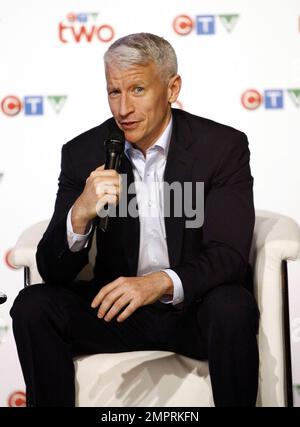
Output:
[{"xmin": 91, "ymin": 271, "xmax": 173, "ymax": 322}]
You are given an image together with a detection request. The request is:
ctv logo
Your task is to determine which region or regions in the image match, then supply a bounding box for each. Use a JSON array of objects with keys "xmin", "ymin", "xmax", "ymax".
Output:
[
  {"xmin": 1, "ymin": 95, "xmax": 67, "ymax": 116},
  {"xmin": 241, "ymin": 89, "xmax": 300, "ymax": 110},
  {"xmin": 7, "ymin": 391, "xmax": 26, "ymax": 407},
  {"xmin": 173, "ymin": 14, "xmax": 239, "ymax": 35},
  {"xmin": 59, "ymin": 12, "xmax": 114, "ymax": 43}
]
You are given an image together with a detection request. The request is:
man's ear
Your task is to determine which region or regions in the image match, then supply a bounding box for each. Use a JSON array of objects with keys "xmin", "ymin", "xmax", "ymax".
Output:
[{"xmin": 168, "ymin": 74, "xmax": 182, "ymax": 104}]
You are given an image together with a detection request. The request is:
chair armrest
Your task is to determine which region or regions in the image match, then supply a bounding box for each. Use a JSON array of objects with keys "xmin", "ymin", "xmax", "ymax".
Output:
[
  {"xmin": 251, "ymin": 210, "xmax": 300, "ymax": 406},
  {"xmin": 9, "ymin": 218, "xmax": 95, "ymax": 285},
  {"xmin": 9, "ymin": 220, "xmax": 49, "ymax": 285},
  {"xmin": 251, "ymin": 209, "xmax": 300, "ymax": 263}
]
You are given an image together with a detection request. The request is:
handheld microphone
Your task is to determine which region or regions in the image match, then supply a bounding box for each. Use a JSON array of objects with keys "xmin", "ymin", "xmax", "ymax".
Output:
[{"xmin": 98, "ymin": 127, "xmax": 125, "ymax": 232}]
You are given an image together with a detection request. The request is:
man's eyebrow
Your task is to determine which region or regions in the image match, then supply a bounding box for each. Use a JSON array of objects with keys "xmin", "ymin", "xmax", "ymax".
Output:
[
  {"xmin": 107, "ymin": 85, "xmax": 118, "ymax": 91},
  {"xmin": 107, "ymin": 80, "xmax": 147, "ymax": 91}
]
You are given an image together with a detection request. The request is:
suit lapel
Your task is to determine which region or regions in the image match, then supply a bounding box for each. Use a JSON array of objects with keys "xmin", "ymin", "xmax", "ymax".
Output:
[{"xmin": 164, "ymin": 110, "xmax": 194, "ymax": 268}]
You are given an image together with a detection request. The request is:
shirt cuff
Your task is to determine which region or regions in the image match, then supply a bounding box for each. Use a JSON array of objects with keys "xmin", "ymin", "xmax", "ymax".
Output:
[
  {"xmin": 66, "ymin": 206, "xmax": 92, "ymax": 252},
  {"xmin": 159, "ymin": 268, "xmax": 184, "ymax": 306}
]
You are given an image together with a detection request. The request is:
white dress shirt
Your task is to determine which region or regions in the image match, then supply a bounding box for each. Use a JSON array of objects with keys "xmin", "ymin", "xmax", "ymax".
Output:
[{"xmin": 66, "ymin": 118, "xmax": 184, "ymax": 305}]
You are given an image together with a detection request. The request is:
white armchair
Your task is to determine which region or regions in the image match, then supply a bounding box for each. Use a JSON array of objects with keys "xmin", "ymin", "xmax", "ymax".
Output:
[{"xmin": 9, "ymin": 210, "xmax": 300, "ymax": 407}]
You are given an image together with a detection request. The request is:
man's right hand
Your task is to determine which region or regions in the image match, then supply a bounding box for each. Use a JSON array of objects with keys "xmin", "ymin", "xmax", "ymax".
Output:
[{"xmin": 71, "ymin": 165, "xmax": 121, "ymax": 234}]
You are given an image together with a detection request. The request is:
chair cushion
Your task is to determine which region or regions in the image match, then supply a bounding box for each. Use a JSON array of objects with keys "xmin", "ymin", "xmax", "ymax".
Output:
[{"xmin": 74, "ymin": 350, "xmax": 213, "ymax": 407}]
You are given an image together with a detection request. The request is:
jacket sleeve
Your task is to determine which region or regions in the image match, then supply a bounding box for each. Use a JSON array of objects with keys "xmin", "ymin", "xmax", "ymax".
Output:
[
  {"xmin": 36, "ymin": 143, "xmax": 95, "ymax": 285},
  {"xmin": 173, "ymin": 132, "xmax": 255, "ymax": 309}
]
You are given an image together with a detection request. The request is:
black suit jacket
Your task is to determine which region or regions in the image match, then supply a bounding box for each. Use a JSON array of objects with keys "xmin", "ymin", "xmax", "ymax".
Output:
[{"xmin": 36, "ymin": 109, "xmax": 255, "ymax": 311}]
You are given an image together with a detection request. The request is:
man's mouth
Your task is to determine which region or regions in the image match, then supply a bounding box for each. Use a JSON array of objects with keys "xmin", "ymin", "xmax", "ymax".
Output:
[{"xmin": 120, "ymin": 121, "xmax": 140, "ymax": 130}]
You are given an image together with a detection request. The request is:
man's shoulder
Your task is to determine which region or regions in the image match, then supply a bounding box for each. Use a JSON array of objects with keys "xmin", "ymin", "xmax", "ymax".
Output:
[{"xmin": 172, "ymin": 108, "xmax": 247, "ymax": 142}]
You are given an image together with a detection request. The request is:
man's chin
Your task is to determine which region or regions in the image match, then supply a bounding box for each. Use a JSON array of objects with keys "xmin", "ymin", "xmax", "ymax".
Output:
[{"xmin": 123, "ymin": 129, "xmax": 143, "ymax": 145}]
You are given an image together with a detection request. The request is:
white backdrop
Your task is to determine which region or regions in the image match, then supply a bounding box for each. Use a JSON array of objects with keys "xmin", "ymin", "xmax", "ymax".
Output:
[{"xmin": 0, "ymin": 0, "xmax": 300, "ymax": 406}]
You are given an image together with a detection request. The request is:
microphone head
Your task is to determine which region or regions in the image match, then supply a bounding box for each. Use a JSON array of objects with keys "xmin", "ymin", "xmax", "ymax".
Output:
[{"xmin": 104, "ymin": 125, "xmax": 125, "ymax": 154}]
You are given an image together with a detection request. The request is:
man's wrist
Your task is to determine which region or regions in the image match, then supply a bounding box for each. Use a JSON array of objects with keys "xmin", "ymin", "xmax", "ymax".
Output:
[
  {"xmin": 159, "ymin": 270, "xmax": 174, "ymax": 296},
  {"xmin": 71, "ymin": 204, "xmax": 91, "ymax": 234}
]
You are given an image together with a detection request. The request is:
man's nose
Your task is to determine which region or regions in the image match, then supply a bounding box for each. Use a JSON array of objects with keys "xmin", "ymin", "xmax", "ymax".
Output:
[{"xmin": 119, "ymin": 94, "xmax": 134, "ymax": 117}]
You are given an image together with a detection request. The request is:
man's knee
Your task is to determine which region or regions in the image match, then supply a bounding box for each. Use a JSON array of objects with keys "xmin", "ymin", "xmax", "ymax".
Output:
[
  {"xmin": 197, "ymin": 284, "xmax": 260, "ymax": 337},
  {"xmin": 10, "ymin": 284, "xmax": 58, "ymax": 324}
]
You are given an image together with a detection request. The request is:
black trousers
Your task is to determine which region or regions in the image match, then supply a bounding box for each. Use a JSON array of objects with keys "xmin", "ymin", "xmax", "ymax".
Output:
[{"xmin": 10, "ymin": 280, "xmax": 259, "ymax": 407}]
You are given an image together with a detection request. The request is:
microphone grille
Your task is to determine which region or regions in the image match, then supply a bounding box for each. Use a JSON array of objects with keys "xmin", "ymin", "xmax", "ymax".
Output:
[
  {"xmin": 107, "ymin": 124, "xmax": 125, "ymax": 144},
  {"xmin": 104, "ymin": 124, "xmax": 125, "ymax": 154}
]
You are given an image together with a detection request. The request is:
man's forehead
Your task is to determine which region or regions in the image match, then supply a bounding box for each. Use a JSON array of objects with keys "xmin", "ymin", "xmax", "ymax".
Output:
[{"xmin": 105, "ymin": 62, "xmax": 157, "ymax": 80}]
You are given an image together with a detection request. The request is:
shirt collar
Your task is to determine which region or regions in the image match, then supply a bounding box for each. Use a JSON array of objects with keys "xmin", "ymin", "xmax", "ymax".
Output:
[{"xmin": 124, "ymin": 116, "xmax": 173, "ymax": 160}]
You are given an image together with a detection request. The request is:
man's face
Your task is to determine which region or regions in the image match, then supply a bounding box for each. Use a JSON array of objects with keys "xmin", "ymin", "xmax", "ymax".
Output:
[{"xmin": 105, "ymin": 61, "xmax": 179, "ymax": 150}]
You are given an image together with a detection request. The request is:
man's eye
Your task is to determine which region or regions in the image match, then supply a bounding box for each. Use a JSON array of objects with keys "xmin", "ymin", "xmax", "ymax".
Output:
[
  {"xmin": 133, "ymin": 87, "xmax": 144, "ymax": 94},
  {"xmin": 109, "ymin": 90, "xmax": 119, "ymax": 97}
]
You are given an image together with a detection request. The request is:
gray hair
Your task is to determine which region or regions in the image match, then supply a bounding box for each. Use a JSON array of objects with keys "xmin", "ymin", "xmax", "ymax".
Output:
[{"xmin": 104, "ymin": 33, "xmax": 178, "ymax": 81}]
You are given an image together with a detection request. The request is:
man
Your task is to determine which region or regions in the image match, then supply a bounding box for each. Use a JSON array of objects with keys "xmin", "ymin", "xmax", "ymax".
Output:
[{"xmin": 10, "ymin": 33, "xmax": 259, "ymax": 407}]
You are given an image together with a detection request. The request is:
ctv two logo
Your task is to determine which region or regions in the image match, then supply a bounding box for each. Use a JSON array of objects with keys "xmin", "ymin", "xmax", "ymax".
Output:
[
  {"xmin": 1, "ymin": 95, "xmax": 67, "ymax": 116},
  {"xmin": 241, "ymin": 89, "xmax": 300, "ymax": 110},
  {"xmin": 59, "ymin": 12, "xmax": 115, "ymax": 43},
  {"xmin": 173, "ymin": 14, "xmax": 239, "ymax": 35}
]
